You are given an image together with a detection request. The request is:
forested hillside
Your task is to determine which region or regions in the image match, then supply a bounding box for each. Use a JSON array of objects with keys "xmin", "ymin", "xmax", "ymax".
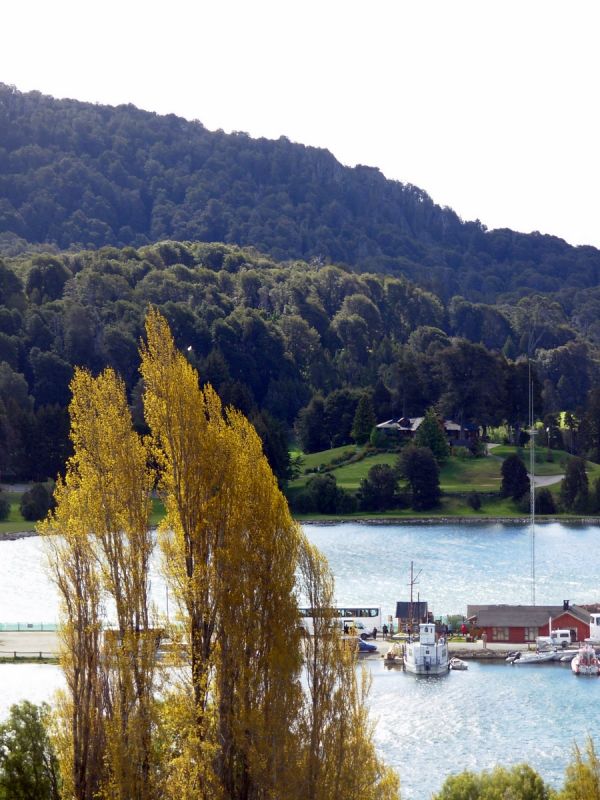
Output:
[
  {"xmin": 2, "ymin": 83, "xmax": 600, "ymax": 303},
  {"xmin": 2, "ymin": 241, "xmax": 600, "ymax": 484}
]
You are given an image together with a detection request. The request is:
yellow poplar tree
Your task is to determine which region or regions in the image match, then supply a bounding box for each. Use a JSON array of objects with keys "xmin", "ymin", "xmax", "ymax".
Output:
[
  {"xmin": 140, "ymin": 308, "xmax": 302, "ymax": 800},
  {"xmin": 296, "ymin": 537, "xmax": 400, "ymax": 800},
  {"xmin": 41, "ymin": 367, "xmax": 159, "ymax": 800},
  {"xmin": 43, "ymin": 485, "xmax": 105, "ymax": 800}
]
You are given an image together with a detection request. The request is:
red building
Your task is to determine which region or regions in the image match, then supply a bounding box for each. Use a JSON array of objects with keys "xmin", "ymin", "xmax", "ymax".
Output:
[{"xmin": 467, "ymin": 602, "xmax": 591, "ymax": 645}]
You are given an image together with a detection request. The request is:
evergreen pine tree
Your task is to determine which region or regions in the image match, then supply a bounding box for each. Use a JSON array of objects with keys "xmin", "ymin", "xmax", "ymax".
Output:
[
  {"xmin": 500, "ymin": 454, "xmax": 530, "ymax": 500},
  {"xmin": 414, "ymin": 407, "xmax": 450, "ymax": 463},
  {"xmin": 560, "ymin": 457, "xmax": 589, "ymax": 511},
  {"xmin": 351, "ymin": 393, "xmax": 376, "ymax": 445},
  {"xmin": 396, "ymin": 445, "xmax": 441, "ymax": 510}
]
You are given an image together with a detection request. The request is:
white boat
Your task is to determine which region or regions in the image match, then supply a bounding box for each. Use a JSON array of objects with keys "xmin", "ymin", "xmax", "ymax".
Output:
[
  {"xmin": 404, "ymin": 623, "xmax": 449, "ymax": 675},
  {"xmin": 571, "ymin": 645, "xmax": 599, "ymax": 676},
  {"xmin": 559, "ymin": 651, "xmax": 578, "ymax": 662},
  {"xmin": 449, "ymin": 657, "xmax": 468, "ymax": 670},
  {"xmin": 512, "ymin": 650, "xmax": 556, "ymax": 665}
]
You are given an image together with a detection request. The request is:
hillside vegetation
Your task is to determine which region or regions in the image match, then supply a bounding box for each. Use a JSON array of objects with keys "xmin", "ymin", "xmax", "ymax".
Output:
[
  {"xmin": 3, "ymin": 83, "xmax": 600, "ymax": 305},
  {"xmin": 1, "ymin": 86, "xmax": 600, "ymax": 503},
  {"xmin": 1, "ymin": 238, "xmax": 600, "ymax": 488}
]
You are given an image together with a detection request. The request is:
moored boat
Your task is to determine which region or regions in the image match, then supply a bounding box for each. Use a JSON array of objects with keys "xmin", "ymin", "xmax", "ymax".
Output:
[
  {"xmin": 404, "ymin": 623, "xmax": 449, "ymax": 675},
  {"xmin": 571, "ymin": 645, "xmax": 599, "ymax": 675},
  {"xmin": 449, "ymin": 657, "xmax": 468, "ymax": 670},
  {"xmin": 512, "ymin": 650, "xmax": 556, "ymax": 665}
]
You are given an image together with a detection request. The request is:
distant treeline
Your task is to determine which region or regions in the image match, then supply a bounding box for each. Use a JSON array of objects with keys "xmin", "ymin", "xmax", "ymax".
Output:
[
  {"xmin": 1, "ymin": 240, "xmax": 600, "ymax": 482},
  {"xmin": 2, "ymin": 83, "xmax": 600, "ymax": 303}
]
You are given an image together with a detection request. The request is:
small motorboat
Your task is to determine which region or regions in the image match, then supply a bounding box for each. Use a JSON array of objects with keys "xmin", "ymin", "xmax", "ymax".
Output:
[
  {"xmin": 571, "ymin": 645, "xmax": 599, "ymax": 675},
  {"xmin": 556, "ymin": 649, "xmax": 578, "ymax": 662},
  {"xmin": 512, "ymin": 650, "xmax": 556, "ymax": 665},
  {"xmin": 449, "ymin": 657, "xmax": 468, "ymax": 670}
]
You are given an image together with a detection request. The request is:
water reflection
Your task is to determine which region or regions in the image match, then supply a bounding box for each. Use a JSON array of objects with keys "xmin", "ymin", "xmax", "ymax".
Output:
[{"xmin": 2, "ymin": 522, "xmax": 600, "ymax": 798}]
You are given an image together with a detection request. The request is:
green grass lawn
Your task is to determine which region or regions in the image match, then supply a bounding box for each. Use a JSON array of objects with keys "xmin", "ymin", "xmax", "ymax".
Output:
[
  {"xmin": 439, "ymin": 456, "xmax": 502, "ymax": 491},
  {"xmin": 291, "ymin": 447, "xmax": 505, "ymax": 493},
  {"xmin": 3, "ymin": 442, "xmax": 600, "ymax": 535},
  {"xmin": 288, "ymin": 442, "xmax": 600, "ymax": 520},
  {"xmin": 150, "ymin": 497, "xmax": 165, "ymax": 527},
  {"xmin": 296, "ymin": 445, "xmax": 360, "ymax": 473},
  {"xmin": 0, "ymin": 491, "xmax": 31, "ymax": 536},
  {"xmin": 490, "ymin": 444, "xmax": 570, "ymax": 475}
]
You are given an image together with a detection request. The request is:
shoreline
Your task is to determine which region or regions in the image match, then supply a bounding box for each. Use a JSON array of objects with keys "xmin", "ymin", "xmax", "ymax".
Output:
[
  {"xmin": 299, "ymin": 515, "xmax": 600, "ymax": 526},
  {"xmin": 2, "ymin": 515, "xmax": 600, "ymax": 542}
]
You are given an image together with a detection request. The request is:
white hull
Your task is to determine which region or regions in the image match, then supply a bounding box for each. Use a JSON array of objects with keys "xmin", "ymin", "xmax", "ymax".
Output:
[
  {"xmin": 404, "ymin": 662, "xmax": 449, "ymax": 675},
  {"xmin": 571, "ymin": 647, "xmax": 599, "ymax": 675},
  {"xmin": 404, "ymin": 629, "xmax": 449, "ymax": 675},
  {"xmin": 513, "ymin": 651, "xmax": 556, "ymax": 664}
]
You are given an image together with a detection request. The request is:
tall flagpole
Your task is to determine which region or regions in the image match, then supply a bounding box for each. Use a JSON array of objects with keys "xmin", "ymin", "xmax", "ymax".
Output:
[{"xmin": 529, "ymin": 360, "xmax": 536, "ymax": 606}]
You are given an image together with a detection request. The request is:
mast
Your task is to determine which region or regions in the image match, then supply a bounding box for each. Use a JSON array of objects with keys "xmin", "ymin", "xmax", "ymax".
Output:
[
  {"xmin": 408, "ymin": 561, "xmax": 421, "ymax": 635},
  {"xmin": 529, "ymin": 362, "xmax": 536, "ymax": 606}
]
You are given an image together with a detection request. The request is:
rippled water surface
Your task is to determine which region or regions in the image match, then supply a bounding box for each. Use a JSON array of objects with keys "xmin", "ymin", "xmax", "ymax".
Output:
[
  {"xmin": 305, "ymin": 521, "xmax": 600, "ymax": 619},
  {"xmin": 2, "ymin": 521, "xmax": 600, "ymax": 798}
]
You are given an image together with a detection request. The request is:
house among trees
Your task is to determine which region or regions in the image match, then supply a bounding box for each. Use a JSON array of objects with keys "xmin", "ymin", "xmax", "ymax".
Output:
[
  {"xmin": 466, "ymin": 601, "xmax": 591, "ymax": 644},
  {"xmin": 376, "ymin": 416, "xmax": 479, "ymax": 447}
]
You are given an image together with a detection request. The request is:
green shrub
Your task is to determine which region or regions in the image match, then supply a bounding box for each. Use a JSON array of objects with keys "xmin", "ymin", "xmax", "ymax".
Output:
[
  {"xmin": 467, "ymin": 492, "xmax": 482, "ymax": 511},
  {"xmin": 19, "ymin": 483, "xmax": 55, "ymax": 522},
  {"xmin": 0, "ymin": 490, "xmax": 9, "ymax": 521},
  {"xmin": 535, "ymin": 488, "xmax": 556, "ymax": 515},
  {"xmin": 453, "ymin": 446, "xmax": 471, "ymax": 460}
]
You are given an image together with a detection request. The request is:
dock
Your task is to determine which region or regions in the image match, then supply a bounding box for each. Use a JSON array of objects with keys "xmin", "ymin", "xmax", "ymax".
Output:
[{"xmin": 374, "ymin": 637, "xmax": 531, "ymax": 663}]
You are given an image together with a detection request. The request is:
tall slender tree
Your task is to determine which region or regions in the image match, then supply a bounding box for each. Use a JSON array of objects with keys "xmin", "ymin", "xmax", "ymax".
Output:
[
  {"xmin": 41, "ymin": 368, "xmax": 159, "ymax": 800},
  {"xmin": 296, "ymin": 537, "xmax": 400, "ymax": 800},
  {"xmin": 140, "ymin": 308, "xmax": 302, "ymax": 799}
]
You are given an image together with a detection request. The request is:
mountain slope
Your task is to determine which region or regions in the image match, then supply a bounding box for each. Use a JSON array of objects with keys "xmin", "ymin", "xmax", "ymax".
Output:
[{"xmin": 1, "ymin": 83, "xmax": 599, "ymax": 302}]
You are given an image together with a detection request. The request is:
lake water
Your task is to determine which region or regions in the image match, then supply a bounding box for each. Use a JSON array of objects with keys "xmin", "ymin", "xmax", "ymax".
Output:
[{"xmin": 1, "ymin": 521, "xmax": 600, "ymax": 798}]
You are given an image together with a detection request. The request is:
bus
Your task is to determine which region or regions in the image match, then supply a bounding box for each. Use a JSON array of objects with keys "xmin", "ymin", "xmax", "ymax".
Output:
[{"xmin": 298, "ymin": 605, "xmax": 382, "ymax": 638}]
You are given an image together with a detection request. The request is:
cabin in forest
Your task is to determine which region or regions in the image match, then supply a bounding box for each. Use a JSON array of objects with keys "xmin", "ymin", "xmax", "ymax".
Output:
[
  {"xmin": 376, "ymin": 416, "xmax": 479, "ymax": 447},
  {"xmin": 466, "ymin": 601, "xmax": 591, "ymax": 645}
]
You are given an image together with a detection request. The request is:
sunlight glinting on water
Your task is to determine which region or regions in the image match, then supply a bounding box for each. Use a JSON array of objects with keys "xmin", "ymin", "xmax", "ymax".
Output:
[{"xmin": 2, "ymin": 521, "xmax": 600, "ymax": 799}]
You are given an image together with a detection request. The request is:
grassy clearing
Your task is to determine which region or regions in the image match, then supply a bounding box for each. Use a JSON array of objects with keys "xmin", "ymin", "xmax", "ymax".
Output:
[
  {"xmin": 0, "ymin": 490, "xmax": 167, "ymax": 536},
  {"xmin": 490, "ymin": 444, "xmax": 570, "ymax": 475},
  {"xmin": 294, "ymin": 494, "xmax": 529, "ymax": 521},
  {"xmin": 439, "ymin": 457, "xmax": 501, "ymax": 491},
  {"xmin": 491, "ymin": 444, "xmax": 600, "ymax": 484},
  {"xmin": 150, "ymin": 497, "xmax": 165, "ymax": 526},
  {"xmin": 296, "ymin": 445, "xmax": 360, "ymax": 473},
  {"xmin": 290, "ymin": 446, "xmax": 506, "ymax": 493},
  {"xmin": 0, "ymin": 491, "xmax": 32, "ymax": 536}
]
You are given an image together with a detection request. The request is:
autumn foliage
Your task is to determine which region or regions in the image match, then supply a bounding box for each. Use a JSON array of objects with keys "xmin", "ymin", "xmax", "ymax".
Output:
[{"xmin": 41, "ymin": 310, "xmax": 399, "ymax": 800}]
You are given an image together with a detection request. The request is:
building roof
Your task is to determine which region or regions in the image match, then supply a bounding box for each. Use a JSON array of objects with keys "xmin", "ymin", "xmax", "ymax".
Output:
[
  {"xmin": 467, "ymin": 604, "xmax": 590, "ymax": 627},
  {"xmin": 377, "ymin": 416, "xmax": 424, "ymax": 432},
  {"xmin": 395, "ymin": 601, "xmax": 428, "ymax": 619},
  {"xmin": 376, "ymin": 416, "xmax": 478, "ymax": 432}
]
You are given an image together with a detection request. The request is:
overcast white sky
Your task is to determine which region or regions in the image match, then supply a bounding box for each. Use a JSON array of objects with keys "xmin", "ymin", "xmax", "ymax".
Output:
[{"xmin": 2, "ymin": 1, "xmax": 600, "ymax": 247}]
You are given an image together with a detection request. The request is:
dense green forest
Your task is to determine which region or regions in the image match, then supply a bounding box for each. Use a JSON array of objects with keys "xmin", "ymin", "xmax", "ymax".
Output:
[
  {"xmin": 3, "ymin": 83, "xmax": 600, "ymax": 304},
  {"xmin": 1, "ymin": 84, "xmax": 600, "ymax": 487},
  {"xmin": 2, "ymin": 239, "xmax": 600, "ymax": 485}
]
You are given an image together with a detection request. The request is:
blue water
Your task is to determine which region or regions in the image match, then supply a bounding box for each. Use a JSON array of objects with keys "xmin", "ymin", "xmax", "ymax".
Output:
[
  {"xmin": 2, "ymin": 521, "xmax": 600, "ymax": 798},
  {"xmin": 305, "ymin": 521, "xmax": 600, "ymax": 620},
  {"xmin": 368, "ymin": 659, "xmax": 599, "ymax": 799}
]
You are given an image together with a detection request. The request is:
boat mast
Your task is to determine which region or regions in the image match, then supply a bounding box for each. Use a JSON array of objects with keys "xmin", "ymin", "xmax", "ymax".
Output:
[
  {"xmin": 408, "ymin": 561, "xmax": 421, "ymax": 635},
  {"xmin": 529, "ymin": 361, "xmax": 536, "ymax": 606}
]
